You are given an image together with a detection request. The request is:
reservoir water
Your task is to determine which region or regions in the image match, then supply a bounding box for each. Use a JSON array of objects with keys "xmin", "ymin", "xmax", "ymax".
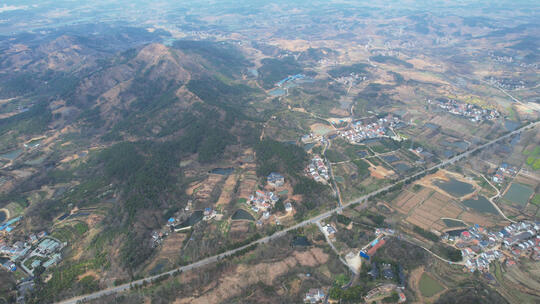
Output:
[
  {"xmin": 434, "ymin": 177, "xmax": 475, "ymax": 197},
  {"xmin": 179, "ymin": 211, "xmax": 204, "ymax": 228},
  {"xmin": 442, "ymin": 218, "xmax": 466, "ymax": 228},
  {"xmin": 231, "ymin": 209, "xmax": 255, "ymax": 221},
  {"xmin": 462, "ymin": 196, "xmax": 498, "ymax": 214},
  {"xmin": 209, "ymin": 167, "xmax": 234, "ymax": 175},
  {"xmin": 292, "ymin": 236, "xmax": 311, "ymax": 246},
  {"xmin": 0, "ymin": 149, "xmax": 22, "ymax": 160}
]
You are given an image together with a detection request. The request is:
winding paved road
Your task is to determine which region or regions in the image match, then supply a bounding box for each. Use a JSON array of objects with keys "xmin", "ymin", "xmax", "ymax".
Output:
[{"xmin": 58, "ymin": 121, "xmax": 538, "ymax": 304}]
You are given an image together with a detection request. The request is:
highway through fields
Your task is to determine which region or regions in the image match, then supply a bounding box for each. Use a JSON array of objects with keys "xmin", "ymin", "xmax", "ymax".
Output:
[{"xmin": 58, "ymin": 121, "xmax": 538, "ymax": 304}]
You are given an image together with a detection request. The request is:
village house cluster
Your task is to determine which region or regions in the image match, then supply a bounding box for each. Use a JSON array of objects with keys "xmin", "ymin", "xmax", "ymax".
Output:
[
  {"xmin": 1, "ymin": 229, "xmax": 63, "ymax": 276},
  {"xmin": 301, "ymin": 133, "xmax": 323, "ymax": 144},
  {"xmin": 306, "ymin": 155, "xmax": 329, "ymax": 183},
  {"xmin": 492, "ymin": 162, "xmax": 517, "ymax": 184},
  {"xmin": 304, "ymin": 288, "xmax": 325, "ymax": 303},
  {"xmin": 267, "ymin": 172, "xmax": 285, "ymax": 188},
  {"xmin": 485, "ymin": 76, "xmax": 526, "ymax": 90},
  {"xmin": 20, "ymin": 237, "xmax": 64, "ymax": 275},
  {"xmin": 249, "ymin": 190, "xmax": 279, "ymax": 215},
  {"xmin": 500, "ymin": 221, "xmax": 540, "ymax": 260},
  {"xmin": 0, "ymin": 216, "xmax": 21, "ymax": 235},
  {"xmin": 152, "ymin": 206, "xmax": 222, "ymax": 246},
  {"xmin": 429, "ymin": 99, "xmax": 500, "ymax": 122},
  {"xmin": 334, "ymin": 73, "xmax": 367, "ymax": 87},
  {"xmin": 338, "ymin": 115, "xmax": 401, "ymax": 144},
  {"xmin": 443, "ymin": 221, "xmax": 540, "ymax": 272}
]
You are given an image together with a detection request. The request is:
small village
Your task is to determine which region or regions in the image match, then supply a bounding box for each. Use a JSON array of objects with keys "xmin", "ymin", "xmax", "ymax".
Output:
[
  {"xmin": 485, "ymin": 76, "xmax": 527, "ymax": 90},
  {"xmin": 150, "ymin": 172, "xmax": 290, "ymax": 248},
  {"xmin": 429, "ymin": 98, "xmax": 500, "ymax": 122},
  {"xmin": 442, "ymin": 221, "xmax": 540, "ymax": 272},
  {"xmin": 248, "ymin": 189, "xmax": 280, "ymax": 215},
  {"xmin": 333, "ymin": 73, "xmax": 367, "ymax": 87},
  {"xmin": 306, "ymin": 155, "xmax": 330, "ymax": 183},
  {"xmin": 491, "ymin": 162, "xmax": 518, "ymax": 184},
  {"xmin": 1, "ymin": 216, "xmax": 64, "ymax": 278},
  {"xmin": 338, "ymin": 115, "xmax": 403, "ymax": 144}
]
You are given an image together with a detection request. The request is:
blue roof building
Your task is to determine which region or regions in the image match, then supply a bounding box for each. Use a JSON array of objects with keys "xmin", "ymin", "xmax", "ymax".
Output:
[{"xmin": 267, "ymin": 172, "xmax": 285, "ymax": 187}]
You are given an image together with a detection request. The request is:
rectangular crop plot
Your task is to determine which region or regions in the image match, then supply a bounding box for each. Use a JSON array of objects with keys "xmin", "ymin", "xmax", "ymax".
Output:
[{"xmin": 503, "ymin": 183, "xmax": 534, "ymax": 207}]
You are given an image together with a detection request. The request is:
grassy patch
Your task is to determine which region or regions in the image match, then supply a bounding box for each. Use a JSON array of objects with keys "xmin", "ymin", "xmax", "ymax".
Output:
[
  {"xmin": 419, "ymin": 273, "xmax": 445, "ymax": 297},
  {"xmin": 412, "ymin": 184, "xmax": 423, "ymax": 192},
  {"xmin": 531, "ymin": 194, "xmax": 540, "ymax": 206},
  {"xmin": 352, "ymin": 159, "xmax": 370, "ymax": 177},
  {"xmin": 326, "ymin": 149, "xmax": 347, "ymax": 163}
]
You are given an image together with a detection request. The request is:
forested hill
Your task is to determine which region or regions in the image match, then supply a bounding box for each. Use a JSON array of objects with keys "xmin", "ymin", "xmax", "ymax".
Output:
[{"xmin": 0, "ymin": 34, "xmax": 275, "ymax": 302}]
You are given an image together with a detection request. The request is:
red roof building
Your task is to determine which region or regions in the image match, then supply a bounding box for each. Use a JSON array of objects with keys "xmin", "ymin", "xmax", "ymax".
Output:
[{"xmin": 367, "ymin": 239, "xmax": 386, "ymax": 256}]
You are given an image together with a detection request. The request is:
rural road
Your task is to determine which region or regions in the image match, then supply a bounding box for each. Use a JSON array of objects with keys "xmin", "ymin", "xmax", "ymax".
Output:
[{"xmin": 58, "ymin": 121, "xmax": 538, "ymax": 304}]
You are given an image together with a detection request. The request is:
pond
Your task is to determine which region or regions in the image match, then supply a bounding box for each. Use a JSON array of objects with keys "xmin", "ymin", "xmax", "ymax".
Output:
[
  {"xmin": 150, "ymin": 262, "xmax": 166, "ymax": 275},
  {"xmin": 447, "ymin": 228, "xmax": 467, "ymax": 237},
  {"xmin": 268, "ymin": 88, "xmax": 286, "ymax": 96},
  {"xmin": 356, "ymin": 151, "xmax": 368, "ymax": 158},
  {"xmin": 58, "ymin": 213, "xmax": 70, "ymax": 221},
  {"xmin": 503, "ymin": 183, "xmax": 534, "ymax": 207},
  {"xmin": 26, "ymin": 138, "xmax": 44, "ymax": 148},
  {"xmin": 69, "ymin": 212, "xmax": 90, "ymax": 219},
  {"xmin": 0, "ymin": 210, "xmax": 6, "ymax": 223},
  {"xmin": 0, "ymin": 149, "xmax": 22, "ymax": 160},
  {"xmin": 209, "ymin": 167, "xmax": 234, "ymax": 175},
  {"xmin": 231, "ymin": 209, "xmax": 255, "ymax": 221},
  {"xmin": 179, "ymin": 210, "xmax": 204, "ymax": 227},
  {"xmin": 462, "ymin": 196, "xmax": 498, "ymax": 214},
  {"xmin": 442, "ymin": 218, "xmax": 466, "ymax": 228},
  {"xmin": 434, "ymin": 177, "xmax": 475, "ymax": 197},
  {"xmin": 504, "ymin": 120, "xmax": 520, "ymax": 131},
  {"xmin": 292, "ymin": 236, "xmax": 311, "ymax": 247},
  {"xmin": 393, "ymin": 163, "xmax": 411, "ymax": 173},
  {"xmin": 382, "ymin": 155, "xmax": 399, "ymax": 163}
]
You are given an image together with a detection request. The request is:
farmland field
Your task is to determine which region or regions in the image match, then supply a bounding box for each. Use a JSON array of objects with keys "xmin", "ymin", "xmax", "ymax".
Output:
[{"xmin": 503, "ymin": 183, "xmax": 534, "ymax": 207}]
